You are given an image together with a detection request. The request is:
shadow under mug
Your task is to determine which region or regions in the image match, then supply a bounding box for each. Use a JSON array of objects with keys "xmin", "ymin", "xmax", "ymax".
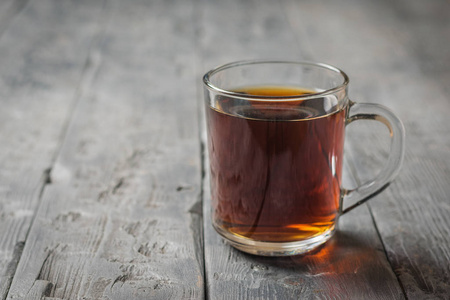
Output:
[{"xmin": 203, "ymin": 60, "xmax": 405, "ymax": 256}]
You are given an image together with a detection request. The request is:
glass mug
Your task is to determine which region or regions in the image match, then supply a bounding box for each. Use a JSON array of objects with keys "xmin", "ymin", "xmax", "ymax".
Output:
[{"xmin": 203, "ymin": 60, "xmax": 405, "ymax": 256}]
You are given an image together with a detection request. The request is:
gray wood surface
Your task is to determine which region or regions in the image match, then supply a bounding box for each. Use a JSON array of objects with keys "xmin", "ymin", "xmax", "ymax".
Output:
[
  {"xmin": 286, "ymin": 0, "xmax": 450, "ymax": 298},
  {"xmin": 4, "ymin": 0, "xmax": 203, "ymax": 299},
  {"xmin": 0, "ymin": 0, "xmax": 107, "ymax": 298},
  {"xmin": 199, "ymin": 0, "xmax": 405, "ymax": 299},
  {"xmin": 0, "ymin": 0, "xmax": 448, "ymax": 299},
  {"xmin": 340, "ymin": 0, "xmax": 450, "ymax": 298}
]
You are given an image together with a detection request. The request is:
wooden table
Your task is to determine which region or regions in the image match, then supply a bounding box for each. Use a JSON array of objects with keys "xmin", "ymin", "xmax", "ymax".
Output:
[{"xmin": 0, "ymin": 0, "xmax": 449, "ymax": 299}]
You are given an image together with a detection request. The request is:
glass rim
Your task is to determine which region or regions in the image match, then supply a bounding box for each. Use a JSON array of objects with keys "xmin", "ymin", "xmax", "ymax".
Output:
[{"xmin": 203, "ymin": 60, "xmax": 350, "ymax": 101}]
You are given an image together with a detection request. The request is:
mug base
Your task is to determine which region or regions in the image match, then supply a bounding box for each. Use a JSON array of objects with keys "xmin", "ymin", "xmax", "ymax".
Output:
[{"xmin": 213, "ymin": 224, "xmax": 336, "ymax": 256}]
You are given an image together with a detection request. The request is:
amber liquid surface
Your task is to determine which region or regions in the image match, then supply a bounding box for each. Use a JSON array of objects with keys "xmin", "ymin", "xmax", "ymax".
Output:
[{"xmin": 206, "ymin": 86, "xmax": 346, "ymax": 242}]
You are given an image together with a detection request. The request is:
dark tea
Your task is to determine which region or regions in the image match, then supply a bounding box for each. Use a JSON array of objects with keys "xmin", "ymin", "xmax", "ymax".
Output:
[
  {"xmin": 206, "ymin": 86, "xmax": 346, "ymax": 243},
  {"xmin": 204, "ymin": 61, "xmax": 404, "ymax": 256}
]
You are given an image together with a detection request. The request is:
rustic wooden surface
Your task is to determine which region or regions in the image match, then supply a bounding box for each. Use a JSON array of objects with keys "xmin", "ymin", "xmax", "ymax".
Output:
[{"xmin": 0, "ymin": 0, "xmax": 449, "ymax": 299}]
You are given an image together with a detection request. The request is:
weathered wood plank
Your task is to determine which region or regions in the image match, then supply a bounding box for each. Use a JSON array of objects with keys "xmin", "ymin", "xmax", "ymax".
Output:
[
  {"xmin": 282, "ymin": 0, "xmax": 450, "ymax": 297},
  {"xmin": 197, "ymin": 0, "xmax": 302, "ymax": 66},
  {"xmin": 6, "ymin": 0, "xmax": 203, "ymax": 299},
  {"xmin": 1, "ymin": 0, "xmax": 446, "ymax": 298},
  {"xmin": 387, "ymin": 0, "xmax": 450, "ymax": 75},
  {"xmin": 199, "ymin": 0, "xmax": 404, "ymax": 298},
  {"xmin": 0, "ymin": 0, "xmax": 107, "ymax": 298},
  {"xmin": 358, "ymin": 0, "xmax": 450, "ymax": 297}
]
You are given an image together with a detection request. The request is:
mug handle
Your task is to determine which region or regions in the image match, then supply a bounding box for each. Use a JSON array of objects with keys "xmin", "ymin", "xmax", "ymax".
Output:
[{"xmin": 341, "ymin": 101, "xmax": 405, "ymax": 214}]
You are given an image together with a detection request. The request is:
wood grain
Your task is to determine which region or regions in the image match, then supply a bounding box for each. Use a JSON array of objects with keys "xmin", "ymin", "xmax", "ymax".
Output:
[
  {"xmin": 283, "ymin": 0, "xmax": 450, "ymax": 297},
  {"xmin": 359, "ymin": 0, "xmax": 450, "ymax": 297},
  {"xmin": 0, "ymin": 0, "xmax": 446, "ymax": 298},
  {"xmin": 0, "ymin": 0, "xmax": 107, "ymax": 298},
  {"xmin": 6, "ymin": 0, "xmax": 203, "ymax": 299},
  {"xmin": 199, "ymin": 0, "xmax": 404, "ymax": 298}
]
